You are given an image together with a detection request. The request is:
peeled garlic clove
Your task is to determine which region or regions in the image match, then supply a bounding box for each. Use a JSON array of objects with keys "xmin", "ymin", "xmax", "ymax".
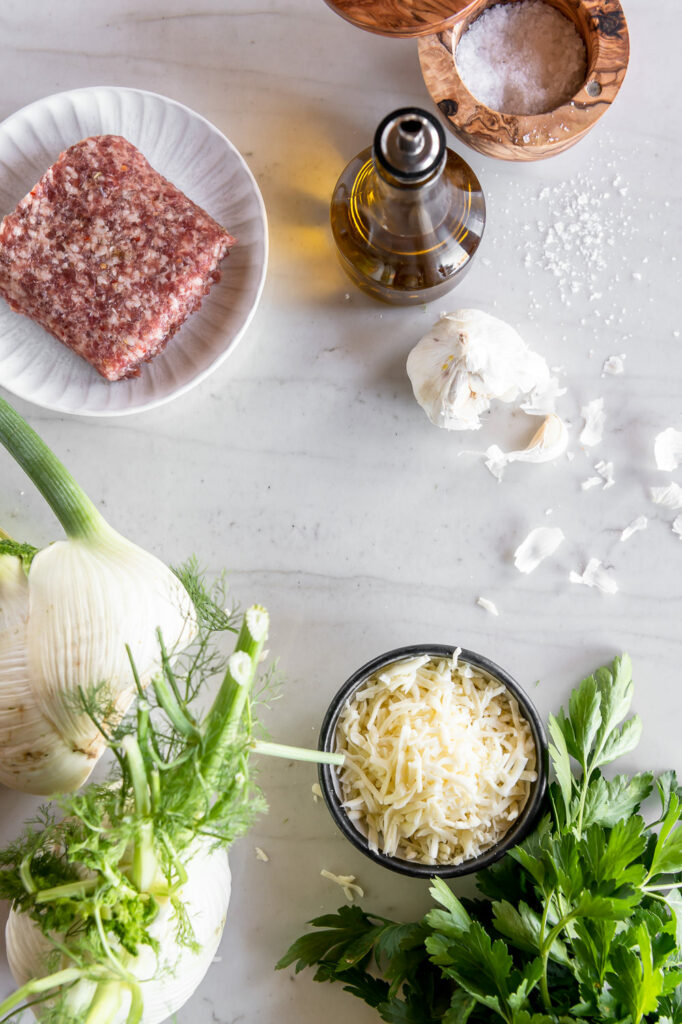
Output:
[
  {"xmin": 514, "ymin": 527, "xmax": 565, "ymax": 574},
  {"xmin": 406, "ymin": 309, "xmax": 550, "ymax": 431},
  {"xmin": 483, "ymin": 414, "xmax": 568, "ymax": 480}
]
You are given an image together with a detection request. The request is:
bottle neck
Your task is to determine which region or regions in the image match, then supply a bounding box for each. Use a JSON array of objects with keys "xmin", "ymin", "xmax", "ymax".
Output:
[{"xmin": 368, "ymin": 157, "xmax": 451, "ymax": 237}]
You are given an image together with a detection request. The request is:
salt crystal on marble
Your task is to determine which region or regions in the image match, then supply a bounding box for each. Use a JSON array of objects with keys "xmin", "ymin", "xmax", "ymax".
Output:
[
  {"xmin": 581, "ymin": 476, "xmax": 601, "ymax": 491},
  {"xmin": 477, "ymin": 597, "xmax": 499, "ymax": 616},
  {"xmin": 602, "ymin": 354, "xmax": 625, "ymax": 376},
  {"xmin": 673, "ymin": 515, "xmax": 682, "ymax": 540},
  {"xmin": 455, "ymin": 0, "xmax": 587, "ymax": 116},
  {"xmin": 620, "ymin": 516, "xmax": 648, "ymax": 542}
]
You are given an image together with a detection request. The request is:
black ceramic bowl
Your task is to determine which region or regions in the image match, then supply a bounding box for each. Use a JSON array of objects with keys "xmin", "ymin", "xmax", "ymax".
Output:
[{"xmin": 318, "ymin": 644, "xmax": 548, "ymax": 878}]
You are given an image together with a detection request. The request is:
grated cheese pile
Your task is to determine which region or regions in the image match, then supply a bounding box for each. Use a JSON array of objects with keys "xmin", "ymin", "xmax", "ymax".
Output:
[{"xmin": 335, "ymin": 655, "xmax": 537, "ymax": 866}]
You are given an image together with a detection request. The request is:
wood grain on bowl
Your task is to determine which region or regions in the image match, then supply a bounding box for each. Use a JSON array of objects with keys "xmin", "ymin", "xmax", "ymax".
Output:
[
  {"xmin": 418, "ymin": 0, "xmax": 630, "ymax": 161},
  {"xmin": 323, "ymin": 0, "xmax": 480, "ymax": 37}
]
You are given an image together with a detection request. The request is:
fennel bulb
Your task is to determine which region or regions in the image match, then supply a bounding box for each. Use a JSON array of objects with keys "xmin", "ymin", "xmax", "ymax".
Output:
[
  {"xmin": 0, "ymin": 583, "xmax": 343, "ymax": 1024},
  {"xmin": 6, "ymin": 840, "xmax": 231, "ymax": 1024},
  {"xmin": 0, "ymin": 397, "xmax": 195, "ymax": 794}
]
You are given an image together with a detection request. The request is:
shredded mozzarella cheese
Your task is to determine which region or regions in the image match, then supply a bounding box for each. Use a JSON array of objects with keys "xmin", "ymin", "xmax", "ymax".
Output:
[{"xmin": 334, "ymin": 655, "xmax": 536, "ymax": 866}]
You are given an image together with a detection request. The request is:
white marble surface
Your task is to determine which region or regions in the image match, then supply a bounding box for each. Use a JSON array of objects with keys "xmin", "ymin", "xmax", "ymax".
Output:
[{"xmin": 1, "ymin": 1, "xmax": 681, "ymax": 1021}]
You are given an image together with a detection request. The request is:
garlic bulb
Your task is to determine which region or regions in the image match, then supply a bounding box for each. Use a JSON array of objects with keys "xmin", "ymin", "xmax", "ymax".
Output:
[
  {"xmin": 6, "ymin": 840, "xmax": 231, "ymax": 1024},
  {"xmin": 406, "ymin": 309, "xmax": 550, "ymax": 431},
  {"xmin": 0, "ymin": 397, "xmax": 195, "ymax": 794}
]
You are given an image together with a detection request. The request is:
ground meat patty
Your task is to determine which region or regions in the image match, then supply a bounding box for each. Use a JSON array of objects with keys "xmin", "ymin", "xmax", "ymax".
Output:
[{"xmin": 0, "ymin": 134, "xmax": 235, "ymax": 381}]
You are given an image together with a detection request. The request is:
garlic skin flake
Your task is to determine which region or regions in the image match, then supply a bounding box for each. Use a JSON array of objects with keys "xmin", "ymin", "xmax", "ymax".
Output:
[
  {"xmin": 580, "ymin": 398, "xmax": 606, "ymax": 447},
  {"xmin": 650, "ymin": 483, "xmax": 682, "ymax": 509},
  {"xmin": 484, "ymin": 413, "xmax": 568, "ymax": 480},
  {"xmin": 406, "ymin": 310, "xmax": 550, "ymax": 431},
  {"xmin": 654, "ymin": 428, "xmax": 682, "ymax": 471},
  {"xmin": 514, "ymin": 527, "xmax": 565, "ymax": 574},
  {"xmin": 6, "ymin": 840, "xmax": 230, "ymax": 1024},
  {"xmin": 569, "ymin": 558, "xmax": 618, "ymax": 595}
]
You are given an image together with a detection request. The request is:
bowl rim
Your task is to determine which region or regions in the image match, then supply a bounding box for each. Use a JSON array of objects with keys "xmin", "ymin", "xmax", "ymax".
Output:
[
  {"xmin": 417, "ymin": 0, "xmax": 630, "ymax": 161},
  {"xmin": 318, "ymin": 643, "xmax": 549, "ymax": 878}
]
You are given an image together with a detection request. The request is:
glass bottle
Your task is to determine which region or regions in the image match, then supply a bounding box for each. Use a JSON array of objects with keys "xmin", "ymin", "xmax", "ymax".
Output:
[{"xmin": 330, "ymin": 107, "xmax": 485, "ymax": 305}]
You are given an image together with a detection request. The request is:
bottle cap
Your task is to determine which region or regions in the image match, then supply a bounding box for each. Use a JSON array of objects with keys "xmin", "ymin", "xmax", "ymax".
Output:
[
  {"xmin": 323, "ymin": 0, "xmax": 480, "ymax": 38},
  {"xmin": 373, "ymin": 108, "xmax": 446, "ymax": 183}
]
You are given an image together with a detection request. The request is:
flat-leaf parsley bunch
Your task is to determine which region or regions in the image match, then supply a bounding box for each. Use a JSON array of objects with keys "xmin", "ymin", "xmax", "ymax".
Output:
[{"xmin": 279, "ymin": 656, "xmax": 682, "ymax": 1024}]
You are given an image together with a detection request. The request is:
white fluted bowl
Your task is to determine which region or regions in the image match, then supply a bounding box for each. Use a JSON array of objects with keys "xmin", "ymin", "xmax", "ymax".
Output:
[{"xmin": 0, "ymin": 86, "xmax": 268, "ymax": 416}]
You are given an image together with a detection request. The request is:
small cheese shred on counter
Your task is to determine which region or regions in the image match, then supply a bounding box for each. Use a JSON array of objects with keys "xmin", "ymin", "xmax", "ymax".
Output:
[{"xmin": 335, "ymin": 655, "xmax": 537, "ymax": 866}]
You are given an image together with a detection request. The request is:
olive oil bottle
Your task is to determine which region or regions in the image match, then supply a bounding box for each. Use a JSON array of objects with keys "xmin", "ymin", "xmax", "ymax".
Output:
[{"xmin": 330, "ymin": 107, "xmax": 485, "ymax": 305}]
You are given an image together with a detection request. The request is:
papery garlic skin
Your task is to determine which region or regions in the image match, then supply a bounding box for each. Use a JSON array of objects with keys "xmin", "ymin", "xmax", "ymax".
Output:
[
  {"xmin": 0, "ymin": 525, "xmax": 195, "ymax": 795},
  {"xmin": 406, "ymin": 310, "xmax": 550, "ymax": 431},
  {"xmin": 6, "ymin": 840, "xmax": 230, "ymax": 1024},
  {"xmin": 514, "ymin": 527, "xmax": 565, "ymax": 574}
]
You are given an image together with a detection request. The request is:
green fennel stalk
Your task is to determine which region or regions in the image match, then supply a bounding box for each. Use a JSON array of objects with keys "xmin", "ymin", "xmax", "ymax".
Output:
[
  {"xmin": 0, "ymin": 395, "xmax": 104, "ymax": 541},
  {"xmin": 0, "ymin": 566, "xmax": 342, "ymax": 1024}
]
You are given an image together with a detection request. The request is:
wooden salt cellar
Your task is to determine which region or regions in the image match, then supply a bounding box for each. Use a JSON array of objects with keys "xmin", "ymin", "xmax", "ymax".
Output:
[
  {"xmin": 418, "ymin": 0, "xmax": 630, "ymax": 161},
  {"xmin": 323, "ymin": 0, "xmax": 480, "ymax": 37}
]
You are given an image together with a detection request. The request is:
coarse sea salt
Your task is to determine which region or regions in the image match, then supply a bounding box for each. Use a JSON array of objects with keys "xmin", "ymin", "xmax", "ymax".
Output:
[
  {"xmin": 620, "ymin": 516, "xmax": 648, "ymax": 543},
  {"xmin": 455, "ymin": 0, "xmax": 587, "ymax": 116},
  {"xmin": 477, "ymin": 596, "xmax": 500, "ymax": 616}
]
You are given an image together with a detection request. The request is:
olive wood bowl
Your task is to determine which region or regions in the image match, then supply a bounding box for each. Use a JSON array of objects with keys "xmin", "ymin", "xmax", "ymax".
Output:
[
  {"xmin": 418, "ymin": 0, "xmax": 630, "ymax": 161},
  {"xmin": 323, "ymin": 0, "xmax": 481, "ymax": 38}
]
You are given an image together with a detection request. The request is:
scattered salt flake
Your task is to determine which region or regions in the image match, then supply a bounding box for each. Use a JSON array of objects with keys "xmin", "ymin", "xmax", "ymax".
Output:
[
  {"xmin": 569, "ymin": 558, "xmax": 618, "ymax": 595},
  {"xmin": 477, "ymin": 596, "xmax": 499, "ymax": 616},
  {"xmin": 620, "ymin": 516, "xmax": 648, "ymax": 542},
  {"xmin": 654, "ymin": 428, "xmax": 682, "ymax": 471},
  {"xmin": 321, "ymin": 869, "xmax": 364, "ymax": 903},
  {"xmin": 254, "ymin": 847, "xmax": 269, "ymax": 862},
  {"xmin": 673, "ymin": 515, "xmax": 682, "ymax": 540},
  {"xmin": 580, "ymin": 398, "xmax": 605, "ymax": 447},
  {"xmin": 581, "ymin": 476, "xmax": 601, "ymax": 491},
  {"xmin": 311, "ymin": 782, "xmax": 323, "ymax": 803},
  {"xmin": 595, "ymin": 459, "xmax": 615, "ymax": 489},
  {"xmin": 650, "ymin": 482, "xmax": 682, "ymax": 510},
  {"xmin": 514, "ymin": 526, "xmax": 565, "ymax": 574},
  {"xmin": 602, "ymin": 354, "xmax": 625, "ymax": 376}
]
